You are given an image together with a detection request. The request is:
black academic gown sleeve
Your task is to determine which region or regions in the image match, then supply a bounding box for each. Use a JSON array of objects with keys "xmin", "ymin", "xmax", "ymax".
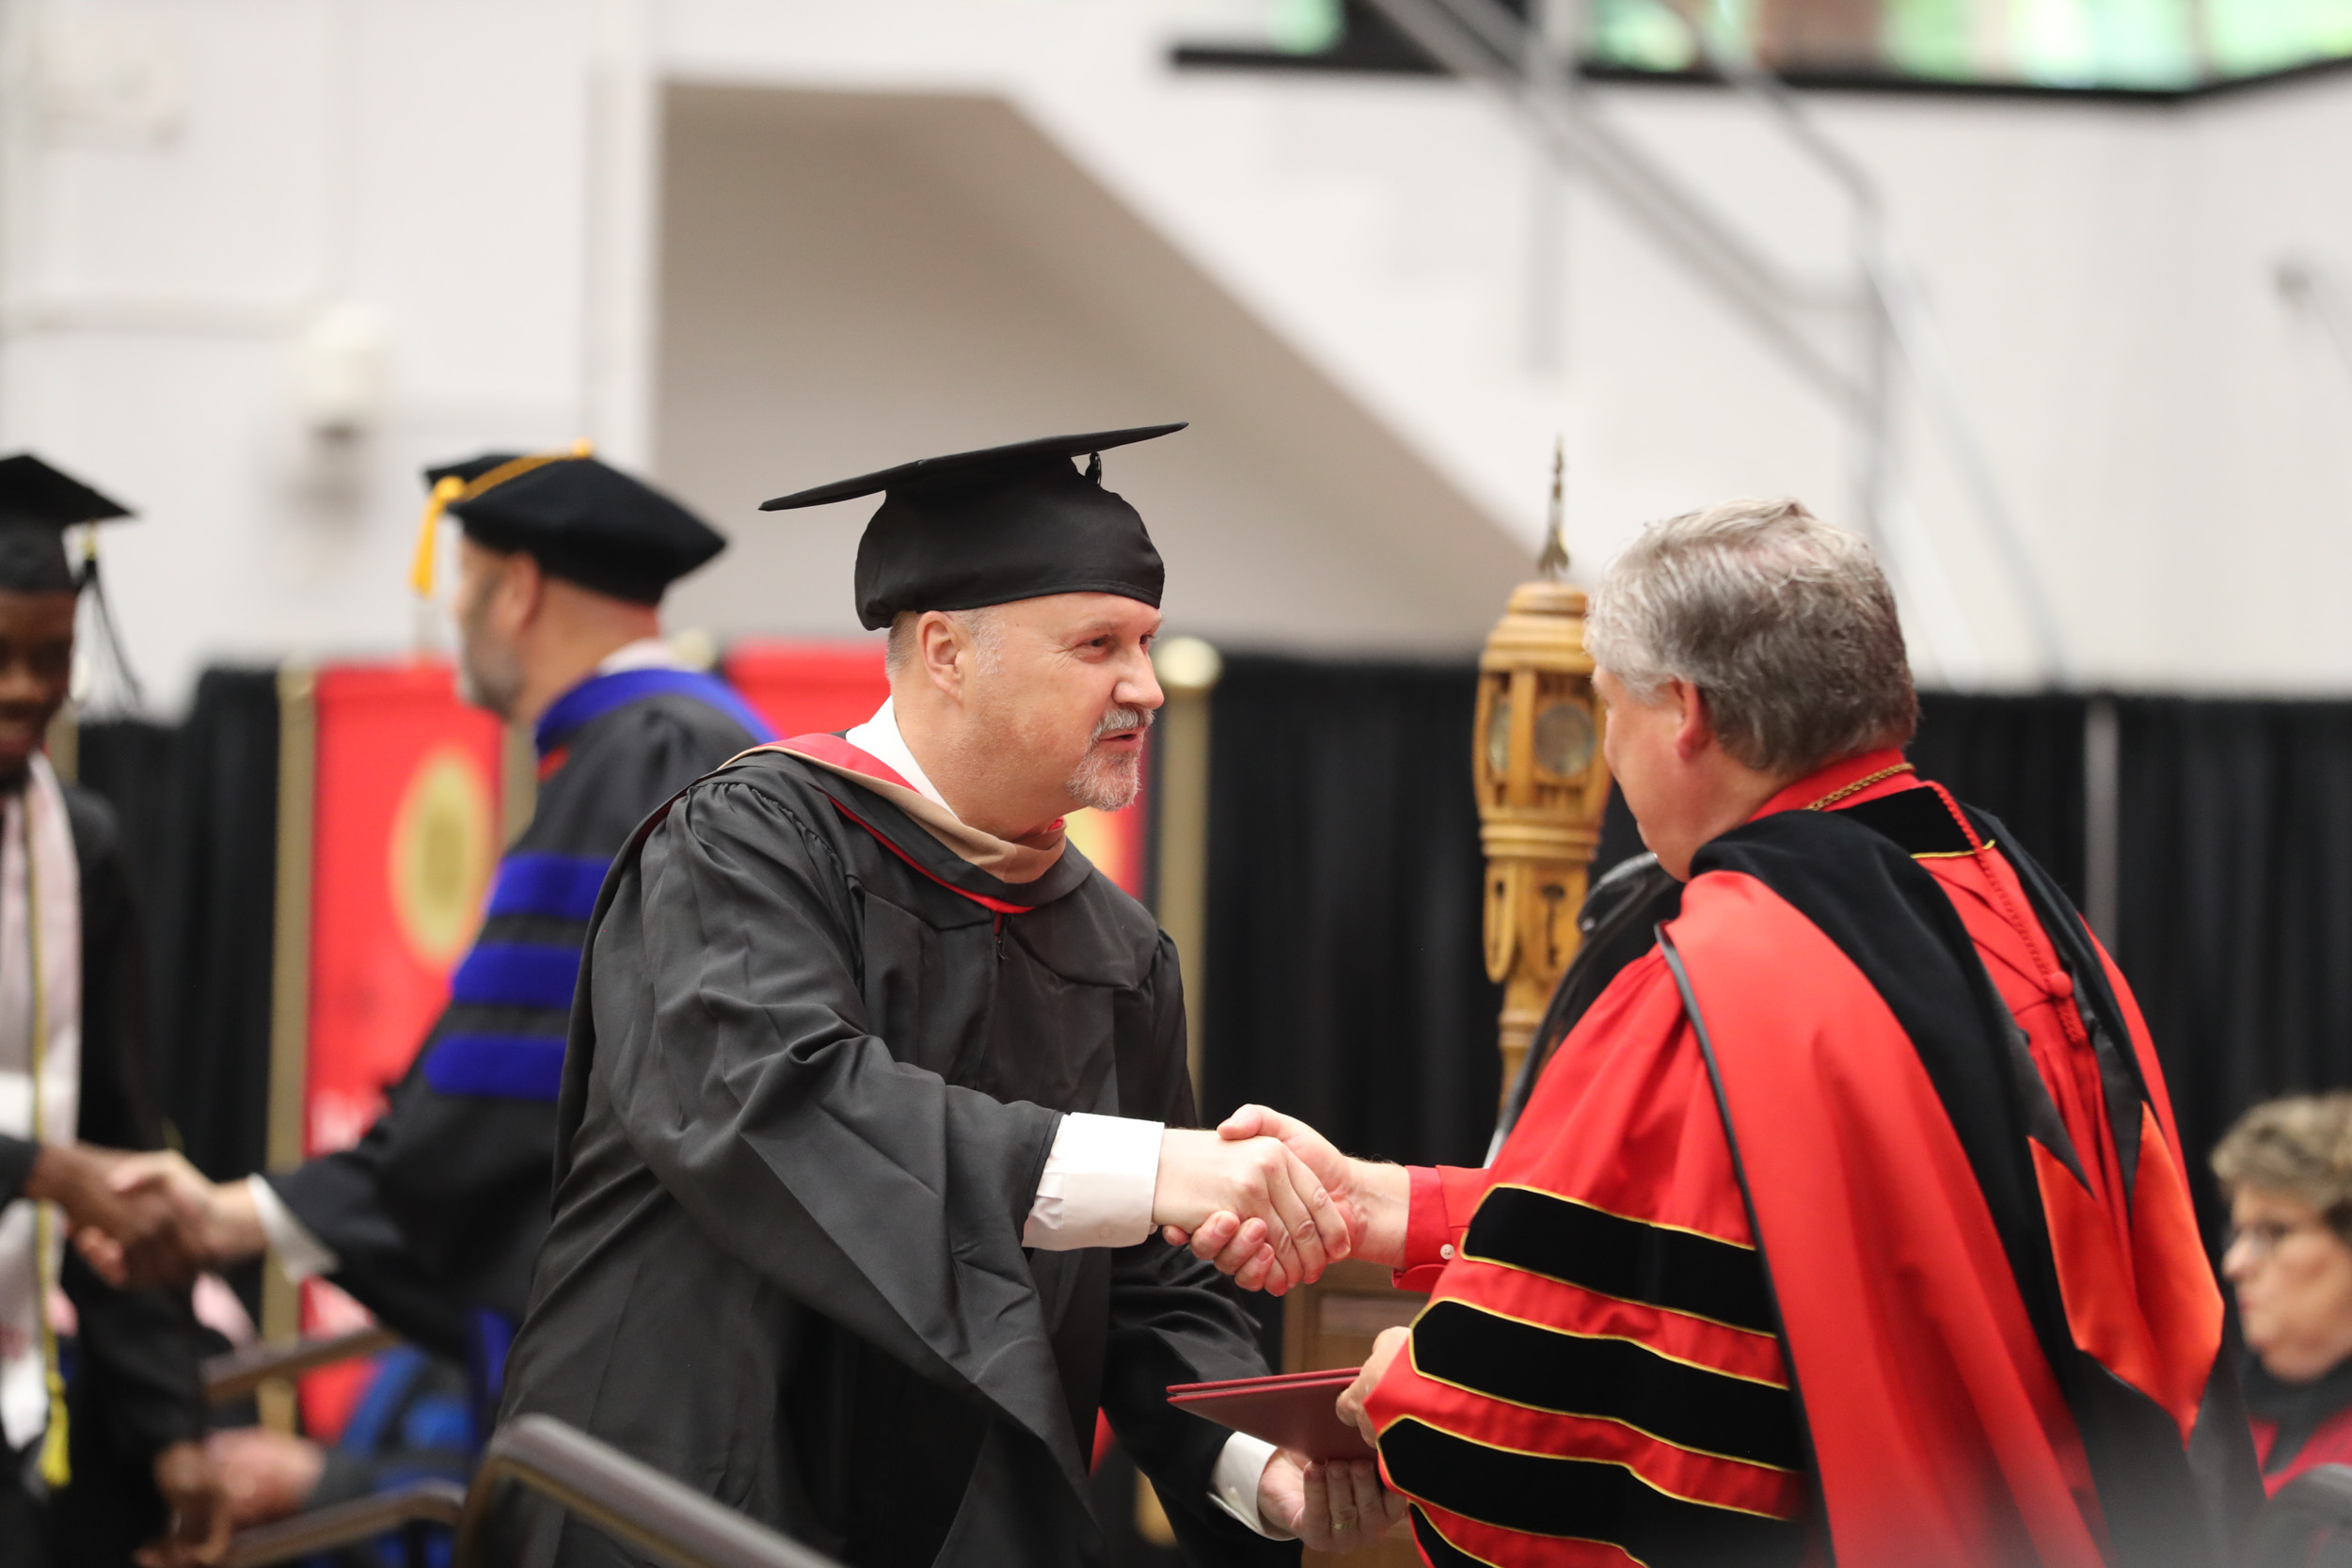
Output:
[
  {"xmin": 41, "ymin": 789, "xmax": 205, "ymax": 1565},
  {"xmin": 265, "ymin": 694, "xmax": 756, "ymax": 1354}
]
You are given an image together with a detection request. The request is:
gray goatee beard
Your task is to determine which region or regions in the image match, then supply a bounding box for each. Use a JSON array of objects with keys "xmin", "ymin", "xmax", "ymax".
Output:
[{"xmin": 1065, "ymin": 705, "xmax": 1153, "ymax": 813}]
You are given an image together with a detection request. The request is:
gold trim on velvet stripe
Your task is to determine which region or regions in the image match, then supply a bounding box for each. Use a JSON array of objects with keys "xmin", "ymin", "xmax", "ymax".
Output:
[
  {"xmin": 1375, "ymin": 1417, "xmax": 1799, "ymax": 1524},
  {"xmin": 1412, "ymin": 1505, "xmax": 1622, "ymax": 1568},
  {"xmin": 1421, "ymin": 1294, "xmax": 1789, "ymax": 1389},
  {"xmin": 1405, "ymin": 1351, "xmax": 1801, "ymax": 1476},
  {"xmin": 1474, "ymin": 1180, "xmax": 1757, "ymax": 1252}
]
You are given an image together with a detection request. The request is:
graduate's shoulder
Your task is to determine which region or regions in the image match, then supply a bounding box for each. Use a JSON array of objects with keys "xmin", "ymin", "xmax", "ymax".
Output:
[
  {"xmin": 649, "ymin": 744, "xmax": 866, "ymax": 851},
  {"xmin": 562, "ymin": 688, "xmax": 764, "ymax": 769},
  {"xmin": 532, "ymin": 693, "xmax": 769, "ymax": 842}
]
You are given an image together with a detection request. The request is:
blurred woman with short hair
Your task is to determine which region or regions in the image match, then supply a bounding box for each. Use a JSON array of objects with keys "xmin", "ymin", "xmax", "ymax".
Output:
[{"xmin": 2216, "ymin": 1093, "xmax": 2352, "ymax": 1489}]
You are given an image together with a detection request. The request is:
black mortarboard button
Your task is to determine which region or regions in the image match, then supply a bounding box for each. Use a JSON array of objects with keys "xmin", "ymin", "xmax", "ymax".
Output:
[
  {"xmin": 760, "ymin": 424, "xmax": 1184, "ymax": 630},
  {"xmin": 411, "ymin": 443, "xmax": 726, "ymax": 605},
  {"xmin": 0, "ymin": 453, "xmax": 135, "ymax": 594}
]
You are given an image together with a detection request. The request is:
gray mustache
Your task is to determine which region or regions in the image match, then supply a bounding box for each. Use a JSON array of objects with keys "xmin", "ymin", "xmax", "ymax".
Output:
[{"xmin": 1091, "ymin": 706, "xmax": 1154, "ymax": 742}]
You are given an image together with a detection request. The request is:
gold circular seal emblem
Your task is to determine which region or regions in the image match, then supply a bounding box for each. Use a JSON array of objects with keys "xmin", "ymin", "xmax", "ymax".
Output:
[{"xmin": 388, "ymin": 745, "xmax": 495, "ymax": 967}]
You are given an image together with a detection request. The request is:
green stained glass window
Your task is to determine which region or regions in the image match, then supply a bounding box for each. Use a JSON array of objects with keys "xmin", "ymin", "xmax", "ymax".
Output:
[{"xmin": 1579, "ymin": 0, "xmax": 2352, "ymax": 89}]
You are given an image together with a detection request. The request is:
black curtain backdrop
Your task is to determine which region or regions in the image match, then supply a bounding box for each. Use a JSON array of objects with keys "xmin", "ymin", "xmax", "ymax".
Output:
[
  {"xmin": 1200, "ymin": 654, "xmax": 1501, "ymax": 1168},
  {"xmin": 79, "ymin": 669, "xmax": 281, "ymax": 1186},
  {"xmin": 2111, "ymin": 697, "xmax": 2352, "ymax": 1232},
  {"xmin": 1910, "ymin": 691, "xmax": 2090, "ymax": 903}
]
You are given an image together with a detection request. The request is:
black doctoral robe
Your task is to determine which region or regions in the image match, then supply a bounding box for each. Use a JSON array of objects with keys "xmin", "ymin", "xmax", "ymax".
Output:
[
  {"xmin": 265, "ymin": 679, "xmax": 763, "ymax": 1364},
  {"xmin": 501, "ymin": 744, "xmax": 1295, "ymax": 1568},
  {"xmin": 0, "ymin": 786, "xmax": 206, "ymax": 1568}
]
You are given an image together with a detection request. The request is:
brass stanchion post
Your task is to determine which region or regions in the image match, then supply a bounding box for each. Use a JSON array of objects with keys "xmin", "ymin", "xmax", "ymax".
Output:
[
  {"xmin": 261, "ymin": 661, "xmax": 317, "ymax": 1432},
  {"xmin": 1151, "ymin": 636, "xmax": 1221, "ymax": 1103}
]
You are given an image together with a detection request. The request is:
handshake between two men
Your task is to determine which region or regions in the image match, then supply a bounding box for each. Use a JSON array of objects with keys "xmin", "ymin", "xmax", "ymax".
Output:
[{"xmin": 47, "ymin": 1119, "xmax": 1362, "ymax": 1297}]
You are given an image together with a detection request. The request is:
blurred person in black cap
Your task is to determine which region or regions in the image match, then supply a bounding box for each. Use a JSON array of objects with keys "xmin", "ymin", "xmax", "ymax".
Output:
[
  {"xmin": 96, "ymin": 446, "xmax": 774, "ymax": 1463},
  {"xmin": 0, "ymin": 454, "xmax": 226, "ymax": 1568},
  {"xmin": 499, "ymin": 425, "xmax": 1390, "ymax": 1568}
]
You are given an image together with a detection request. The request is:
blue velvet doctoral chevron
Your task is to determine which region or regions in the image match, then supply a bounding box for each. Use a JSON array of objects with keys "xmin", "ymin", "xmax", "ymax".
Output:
[
  {"xmin": 421, "ymin": 1034, "xmax": 568, "ymax": 1101},
  {"xmin": 450, "ymin": 942, "xmax": 582, "ymax": 1012},
  {"xmin": 533, "ymin": 667, "xmax": 775, "ymax": 755},
  {"xmin": 485, "ymin": 852, "xmax": 609, "ymax": 923}
]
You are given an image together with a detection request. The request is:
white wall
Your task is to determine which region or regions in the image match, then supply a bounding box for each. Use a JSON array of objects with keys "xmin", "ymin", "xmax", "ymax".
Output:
[
  {"xmin": 652, "ymin": 85, "xmax": 1528, "ymax": 654},
  {"xmin": 4, "ymin": 0, "xmax": 2350, "ymax": 708}
]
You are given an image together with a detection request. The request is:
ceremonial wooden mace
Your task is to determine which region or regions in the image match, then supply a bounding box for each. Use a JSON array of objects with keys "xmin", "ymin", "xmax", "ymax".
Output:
[{"xmin": 1471, "ymin": 449, "xmax": 1611, "ymax": 1102}]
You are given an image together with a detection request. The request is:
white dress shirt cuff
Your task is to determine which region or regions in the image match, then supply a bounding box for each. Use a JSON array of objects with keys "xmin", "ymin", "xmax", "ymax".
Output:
[
  {"xmin": 247, "ymin": 1175, "xmax": 341, "ymax": 1280},
  {"xmin": 1022, "ymin": 1113, "xmax": 1162, "ymax": 1250},
  {"xmin": 1209, "ymin": 1433, "xmax": 1291, "ymax": 1539}
]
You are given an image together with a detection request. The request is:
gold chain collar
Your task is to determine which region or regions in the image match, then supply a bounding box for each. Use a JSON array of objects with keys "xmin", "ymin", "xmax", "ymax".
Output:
[{"xmin": 1803, "ymin": 761, "xmax": 1915, "ymax": 812}]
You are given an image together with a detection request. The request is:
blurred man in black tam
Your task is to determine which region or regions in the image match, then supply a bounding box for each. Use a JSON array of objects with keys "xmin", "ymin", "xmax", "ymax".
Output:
[
  {"xmin": 501, "ymin": 425, "xmax": 1390, "ymax": 1568},
  {"xmin": 0, "ymin": 455, "xmax": 226, "ymax": 1568},
  {"xmin": 98, "ymin": 447, "xmax": 773, "ymax": 1509}
]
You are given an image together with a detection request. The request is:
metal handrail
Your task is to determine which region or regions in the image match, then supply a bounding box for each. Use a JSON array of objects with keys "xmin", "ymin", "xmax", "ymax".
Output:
[
  {"xmin": 203, "ymin": 1326, "xmax": 404, "ymax": 1403},
  {"xmin": 1354, "ymin": 0, "xmax": 2070, "ymax": 682},
  {"xmin": 226, "ymin": 1480, "xmax": 467, "ymax": 1568},
  {"xmin": 454, "ymin": 1416, "xmax": 843, "ymax": 1568}
]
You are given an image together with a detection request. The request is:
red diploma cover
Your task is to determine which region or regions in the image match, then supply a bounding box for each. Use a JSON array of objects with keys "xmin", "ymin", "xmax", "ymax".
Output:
[{"xmin": 1166, "ymin": 1369, "xmax": 1374, "ymax": 1460}]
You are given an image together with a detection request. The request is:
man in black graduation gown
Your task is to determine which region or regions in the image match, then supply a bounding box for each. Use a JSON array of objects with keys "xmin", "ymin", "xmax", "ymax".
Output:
[
  {"xmin": 0, "ymin": 455, "xmax": 225, "ymax": 1568},
  {"xmin": 101, "ymin": 450, "xmax": 771, "ymax": 1422},
  {"xmin": 501, "ymin": 426, "xmax": 1380, "ymax": 1568}
]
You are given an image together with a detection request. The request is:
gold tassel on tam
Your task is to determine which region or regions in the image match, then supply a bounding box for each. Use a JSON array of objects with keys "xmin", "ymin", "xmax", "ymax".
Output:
[
  {"xmin": 407, "ymin": 439, "xmax": 595, "ymax": 596},
  {"xmin": 409, "ymin": 476, "xmax": 466, "ymax": 596}
]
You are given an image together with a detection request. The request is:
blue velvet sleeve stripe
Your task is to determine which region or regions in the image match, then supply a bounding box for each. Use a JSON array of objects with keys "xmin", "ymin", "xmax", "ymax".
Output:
[
  {"xmin": 485, "ymin": 852, "xmax": 610, "ymax": 923},
  {"xmin": 449, "ymin": 942, "xmax": 582, "ymax": 1012},
  {"xmin": 422, "ymin": 1035, "xmax": 566, "ymax": 1101}
]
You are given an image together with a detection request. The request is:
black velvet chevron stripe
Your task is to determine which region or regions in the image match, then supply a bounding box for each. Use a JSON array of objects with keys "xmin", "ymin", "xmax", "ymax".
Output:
[
  {"xmin": 1412, "ymin": 1300, "xmax": 1803, "ymax": 1472},
  {"xmin": 1461, "ymin": 1186, "xmax": 1776, "ymax": 1336},
  {"xmin": 1381, "ymin": 1419, "xmax": 1804, "ymax": 1567}
]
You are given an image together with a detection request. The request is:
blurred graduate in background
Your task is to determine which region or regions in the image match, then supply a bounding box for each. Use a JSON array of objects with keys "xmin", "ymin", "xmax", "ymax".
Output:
[
  {"xmin": 91, "ymin": 449, "xmax": 773, "ymax": 1485},
  {"xmin": 0, "ymin": 455, "xmax": 225, "ymax": 1568}
]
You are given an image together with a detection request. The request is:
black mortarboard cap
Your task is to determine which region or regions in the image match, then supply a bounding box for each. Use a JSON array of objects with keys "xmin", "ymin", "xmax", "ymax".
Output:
[
  {"xmin": 415, "ymin": 446, "xmax": 725, "ymax": 605},
  {"xmin": 0, "ymin": 453, "xmax": 134, "ymax": 594},
  {"xmin": 760, "ymin": 424, "xmax": 1184, "ymax": 630}
]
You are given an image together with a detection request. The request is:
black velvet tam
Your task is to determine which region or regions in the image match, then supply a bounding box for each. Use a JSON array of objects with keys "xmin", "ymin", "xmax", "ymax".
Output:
[
  {"xmin": 425, "ymin": 453, "xmax": 725, "ymax": 605},
  {"xmin": 760, "ymin": 424, "xmax": 1184, "ymax": 630},
  {"xmin": 0, "ymin": 452, "xmax": 134, "ymax": 594}
]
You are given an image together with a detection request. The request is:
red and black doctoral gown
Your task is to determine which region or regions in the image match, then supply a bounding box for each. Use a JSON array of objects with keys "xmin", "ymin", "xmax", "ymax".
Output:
[{"xmin": 1365, "ymin": 752, "xmax": 2262, "ymax": 1568}]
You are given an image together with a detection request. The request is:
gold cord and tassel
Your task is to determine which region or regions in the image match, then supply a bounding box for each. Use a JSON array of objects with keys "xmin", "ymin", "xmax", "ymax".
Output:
[{"xmin": 405, "ymin": 438, "xmax": 596, "ymax": 596}]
